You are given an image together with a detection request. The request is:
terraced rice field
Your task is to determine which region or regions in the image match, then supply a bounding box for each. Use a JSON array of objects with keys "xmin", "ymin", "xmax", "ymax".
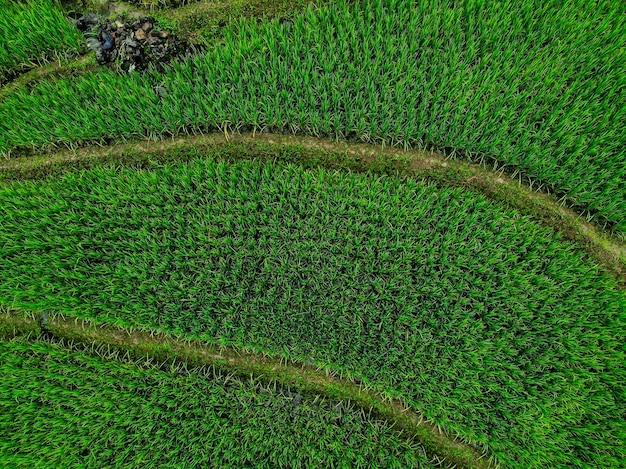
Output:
[
  {"xmin": 1, "ymin": 0, "xmax": 625, "ymax": 230},
  {"xmin": 1, "ymin": 338, "xmax": 434, "ymax": 468},
  {"xmin": 0, "ymin": 0, "xmax": 624, "ymax": 468}
]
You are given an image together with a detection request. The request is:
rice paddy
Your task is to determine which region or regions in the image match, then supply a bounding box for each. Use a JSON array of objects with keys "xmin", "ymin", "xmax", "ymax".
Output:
[
  {"xmin": 1, "ymin": 0, "xmax": 625, "ymax": 231},
  {"xmin": 0, "ymin": 337, "xmax": 435, "ymax": 468},
  {"xmin": 1, "ymin": 0, "xmax": 625, "ymax": 467},
  {"xmin": 0, "ymin": 0, "xmax": 85, "ymax": 83},
  {"xmin": 0, "ymin": 157, "xmax": 624, "ymax": 468}
]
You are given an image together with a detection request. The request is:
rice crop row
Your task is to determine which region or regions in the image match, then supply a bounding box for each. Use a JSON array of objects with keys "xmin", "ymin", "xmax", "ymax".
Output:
[
  {"xmin": 0, "ymin": 0, "xmax": 85, "ymax": 83},
  {"xmin": 0, "ymin": 157, "xmax": 623, "ymax": 468},
  {"xmin": 0, "ymin": 337, "xmax": 433, "ymax": 468},
  {"xmin": 0, "ymin": 0, "xmax": 624, "ymax": 230}
]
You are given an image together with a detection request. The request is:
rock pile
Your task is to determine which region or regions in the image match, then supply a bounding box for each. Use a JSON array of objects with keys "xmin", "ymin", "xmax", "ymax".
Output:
[{"xmin": 75, "ymin": 13, "xmax": 198, "ymax": 72}]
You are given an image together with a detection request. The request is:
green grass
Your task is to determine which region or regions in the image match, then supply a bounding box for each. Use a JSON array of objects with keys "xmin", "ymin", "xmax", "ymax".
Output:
[
  {"xmin": 0, "ymin": 0, "xmax": 624, "ymax": 231},
  {"xmin": 0, "ymin": 337, "xmax": 434, "ymax": 468},
  {"xmin": 0, "ymin": 157, "xmax": 623, "ymax": 468},
  {"xmin": 1, "ymin": 136, "xmax": 624, "ymax": 284},
  {"xmin": 0, "ymin": 0, "xmax": 85, "ymax": 83}
]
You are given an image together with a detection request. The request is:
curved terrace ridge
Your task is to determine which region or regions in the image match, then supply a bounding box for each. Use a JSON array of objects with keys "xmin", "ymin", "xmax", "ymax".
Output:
[
  {"xmin": 0, "ymin": 309, "xmax": 494, "ymax": 469},
  {"xmin": 1, "ymin": 132, "xmax": 624, "ymax": 285},
  {"xmin": 1, "ymin": 142, "xmax": 624, "ymax": 468}
]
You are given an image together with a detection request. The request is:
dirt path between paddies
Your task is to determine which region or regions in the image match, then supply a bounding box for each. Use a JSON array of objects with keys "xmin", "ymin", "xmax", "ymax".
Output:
[
  {"xmin": 0, "ymin": 309, "xmax": 495, "ymax": 469},
  {"xmin": 0, "ymin": 55, "xmax": 95, "ymax": 101},
  {"xmin": 1, "ymin": 131, "xmax": 624, "ymax": 286}
]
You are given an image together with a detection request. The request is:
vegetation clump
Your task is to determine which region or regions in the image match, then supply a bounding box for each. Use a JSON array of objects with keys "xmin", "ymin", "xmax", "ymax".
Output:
[{"xmin": 154, "ymin": 0, "xmax": 319, "ymax": 45}]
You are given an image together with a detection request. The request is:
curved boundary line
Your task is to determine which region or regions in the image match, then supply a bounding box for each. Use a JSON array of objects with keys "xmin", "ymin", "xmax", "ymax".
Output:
[
  {"xmin": 1, "ymin": 131, "xmax": 624, "ymax": 285},
  {"xmin": 0, "ymin": 309, "xmax": 496, "ymax": 469}
]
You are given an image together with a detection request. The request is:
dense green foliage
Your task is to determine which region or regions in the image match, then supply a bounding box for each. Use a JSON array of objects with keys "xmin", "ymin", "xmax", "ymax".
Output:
[
  {"xmin": 0, "ymin": 338, "xmax": 432, "ymax": 468},
  {"xmin": 0, "ymin": 0, "xmax": 84, "ymax": 83},
  {"xmin": 0, "ymin": 158, "xmax": 624, "ymax": 468},
  {"xmin": 0, "ymin": 0, "xmax": 624, "ymax": 230}
]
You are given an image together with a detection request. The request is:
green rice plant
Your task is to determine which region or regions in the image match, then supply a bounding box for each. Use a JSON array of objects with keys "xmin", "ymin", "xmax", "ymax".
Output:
[
  {"xmin": 0, "ymin": 337, "xmax": 433, "ymax": 468},
  {"xmin": 0, "ymin": 0, "xmax": 623, "ymax": 231},
  {"xmin": 0, "ymin": 157, "xmax": 623, "ymax": 468},
  {"xmin": 0, "ymin": 0, "xmax": 85, "ymax": 84}
]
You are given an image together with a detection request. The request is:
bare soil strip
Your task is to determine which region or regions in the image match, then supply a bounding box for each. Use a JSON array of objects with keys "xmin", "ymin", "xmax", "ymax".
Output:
[
  {"xmin": 0, "ymin": 309, "xmax": 495, "ymax": 469},
  {"xmin": 2, "ymin": 131, "xmax": 624, "ymax": 285}
]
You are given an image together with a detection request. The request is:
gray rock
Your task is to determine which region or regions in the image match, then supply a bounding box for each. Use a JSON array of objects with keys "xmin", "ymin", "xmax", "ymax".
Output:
[
  {"xmin": 85, "ymin": 37, "xmax": 102, "ymax": 52},
  {"xmin": 101, "ymin": 31, "xmax": 114, "ymax": 50},
  {"xmin": 39, "ymin": 312, "xmax": 48, "ymax": 329},
  {"xmin": 75, "ymin": 12, "xmax": 100, "ymax": 31},
  {"xmin": 154, "ymin": 86, "xmax": 168, "ymax": 98}
]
